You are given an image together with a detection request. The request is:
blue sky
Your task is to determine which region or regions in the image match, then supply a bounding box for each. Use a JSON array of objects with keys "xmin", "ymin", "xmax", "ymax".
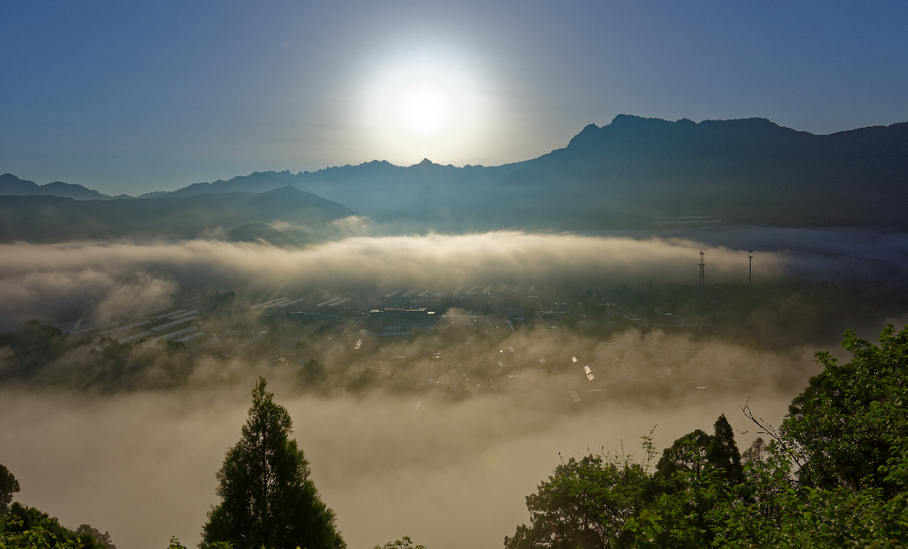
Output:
[{"xmin": 2, "ymin": 0, "xmax": 906, "ymax": 195}]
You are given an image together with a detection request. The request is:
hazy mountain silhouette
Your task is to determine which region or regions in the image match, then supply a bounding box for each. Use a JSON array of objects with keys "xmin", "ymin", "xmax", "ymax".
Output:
[
  {"xmin": 0, "ymin": 186, "xmax": 354, "ymax": 243},
  {"xmin": 4, "ymin": 115, "xmax": 906, "ymax": 234},
  {"xmin": 166, "ymin": 172, "xmax": 310, "ymax": 197},
  {"xmin": 163, "ymin": 161, "xmax": 525, "ymax": 226},
  {"xmin": 479, "ymin": 115, "xmax": 908, "ymax": 229},
  {"xmin": 264, "ymin": 160, "xmax": 526, "ymax": 226},
  {"xmin": 258, "ymin": 117, "xmax": 908, "ymax": 231},
  {"xmin": 0, "ymin": 173, "xmax": 113, "ymax": 200}
]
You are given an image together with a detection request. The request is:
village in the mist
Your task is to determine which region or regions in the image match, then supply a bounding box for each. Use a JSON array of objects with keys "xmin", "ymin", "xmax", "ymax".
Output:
[{"xmin": 2, "ymin": 213, "xmax": 908, "ymax": 548}]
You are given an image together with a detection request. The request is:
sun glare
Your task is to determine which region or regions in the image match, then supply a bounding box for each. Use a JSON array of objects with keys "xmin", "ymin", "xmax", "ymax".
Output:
[
  {"xmin": 358, "ymin": 45, "xmax": 494, "ymax": 165},
  {"xmin": 397, "ymin": 83, "xmax": 452, "ymax": 140}
]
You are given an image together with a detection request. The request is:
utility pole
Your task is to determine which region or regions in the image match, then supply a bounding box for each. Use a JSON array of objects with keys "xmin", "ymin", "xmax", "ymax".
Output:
[
  {"xmin": 748, "ymin": 251, "xmax": 753, "ymax": 286},
  {"xmin": 698, "ymin": 250, "xmax": 705, "ymax": 288}
]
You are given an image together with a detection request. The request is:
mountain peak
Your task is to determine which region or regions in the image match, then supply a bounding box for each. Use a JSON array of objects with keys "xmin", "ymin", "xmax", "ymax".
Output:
[
  {"xmin": 565, "ymin": 115, "xmax": 795, "ymax": 150},
  {"xmin": 261, "ymin": 185, "xmax": 306, "ymax": 197},
  {"xmin": 609, "ymin": 114, "xmax": 666, "ymax": 126},
  {"xmin": 0, "ymin": 173, "xmax": 111, "ymax": 200}
]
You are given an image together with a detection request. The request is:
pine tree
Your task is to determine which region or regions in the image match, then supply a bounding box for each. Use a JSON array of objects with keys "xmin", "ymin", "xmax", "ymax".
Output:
[
  {"xmin": 0, "ymin": 464, "xmax": 19, "ymax": 515},
  {"xmin": 201, "ymin": 377, "xmax": 345, "ymax": 549},
  {"xmin": 706, "ymin": 414, "xmax": 744, "ymax": 484}
]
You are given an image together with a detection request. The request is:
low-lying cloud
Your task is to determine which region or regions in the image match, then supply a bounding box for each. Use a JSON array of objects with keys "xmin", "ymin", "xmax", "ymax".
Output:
[
  {"xmin": 0, "ymin": 231, "xmax": 793, "ymax": 329},
  {"xmin": 4, "ymin": 227, "xmax": 906, "ymax": 330},
  {"xmin": 0, "ymin": 378, "xmax": 801, "ymax": 549},
  {"xmin": 1, "ymin": 228, "xmax": 905, "ymax": 549}
]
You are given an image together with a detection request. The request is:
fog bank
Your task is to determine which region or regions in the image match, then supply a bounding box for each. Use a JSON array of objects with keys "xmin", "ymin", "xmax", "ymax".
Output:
[
  {"xmin": 0, "ymin": 231, "xmax": 800, "ymax": 329},
  {"xmin": 1, "ymin": 227, "xmax": 903, "ymax": 548},
  {"xmin": 0, "ymin": 383, "xmax": 801, "ymax": 549}
]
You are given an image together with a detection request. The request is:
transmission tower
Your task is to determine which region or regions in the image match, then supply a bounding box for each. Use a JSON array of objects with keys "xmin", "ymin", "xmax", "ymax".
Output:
[
  {"xmin": 748, "ymin": 250, "xmax": 753, "ymax": 286},
  {"xmin": 698, "ymin": 250, "xmax": 705, "ymax": 287}
]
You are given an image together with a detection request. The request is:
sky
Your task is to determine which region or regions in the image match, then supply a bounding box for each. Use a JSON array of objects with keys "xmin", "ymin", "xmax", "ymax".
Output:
[{"xmin": 2, "ymin": 0, "xmax": 907, "ymax": 196}]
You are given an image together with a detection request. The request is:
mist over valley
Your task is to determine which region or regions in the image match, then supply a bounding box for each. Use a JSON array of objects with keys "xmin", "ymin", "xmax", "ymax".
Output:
[
  {"xmin": 3, "ymin": 115, "xmax": 908, "ymax": 549},
  {"xmin": 5, "ymin": 1, "xmax": 908, "ymax": 545},
  {"xmin": 2, "ymin": 217, "xmax": 907, "ymax": 548}
]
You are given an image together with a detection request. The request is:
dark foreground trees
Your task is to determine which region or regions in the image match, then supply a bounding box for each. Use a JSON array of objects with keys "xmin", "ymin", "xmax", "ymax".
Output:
[
  {"xmin": 0, "ymin": 468, "xmax": 115, "ymax": 549},
  {"xmin": 201, "ymin": 377, "xmax": 345, "ymax": 549},
  {"xmin": 505, "ymin": 453, "xmax": 650, "ymax": 549},
  {"xmin": 0, "ymin": 465, "xmax": 20, "ymax": 516},
  {"xmin": 506, "ymin": 325, "xmax": 908, "ymax": 548},
  {"xmin": 1, "ymin": 503, "xmax": 111, "ymax": 549},
  {"xmin": 782, "ymin": 324, "xmax": 908, "ymax": 495}
]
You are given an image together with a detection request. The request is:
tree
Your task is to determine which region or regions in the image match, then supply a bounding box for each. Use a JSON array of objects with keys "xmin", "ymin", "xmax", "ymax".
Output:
[
  {"xmin": 718, "ymin": 325, "xmax": 908, "ymax": 548},
  {"xmin": 0, "ymin": 464, "xmax": 20, "ymax": 515},
  {"xmin": 301, "ymin": 359, "xmax": 327, "ymax": 386},
  {"xmin": 508, "ymin": 325, "xmax": 908, "ymax": 549},
  {"xmin": 705, "ymin": 415, "xmax": 744, "ymax": 485},
  {"xmin": 1, "ymin": 502, "xmax": 108, "ymax": 549},
  {"xmin": 653, "ymin": 429, "xmax": 711, "ymax": 483},
  {"xmin": 201, "ymin": 377, "xmax": 345, "ymax": 549},
  {"xmin": 372, "ymin": 537, "xmax": 426, "ymax": 549},
  {"xmin": 504, "ymin": 452, "xmax": 650, "ymax": 549},
  {"xmin": 641, "ymin": 418, "xmax": 744, "ymax": 549},
  {"xmin": 781, "ymin": 324, "xmax": 908, "ymax": 495},
  {"xmin": 75, "ymin": 524, "xmax": 116, "ymax": 549},
  {"xmin": 712, "ymin": 440, "xmax": 908, "ymax": 548}
]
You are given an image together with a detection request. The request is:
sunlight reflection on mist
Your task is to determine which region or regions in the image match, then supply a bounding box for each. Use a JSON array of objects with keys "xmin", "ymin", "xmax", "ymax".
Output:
[{"xmin": 0, "ymin": 232, "xmax": 791, "ymax": 329}]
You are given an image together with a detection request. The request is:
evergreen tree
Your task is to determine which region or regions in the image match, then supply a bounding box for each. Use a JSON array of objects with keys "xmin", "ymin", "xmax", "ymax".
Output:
[
  {"xmin": 0, "ymin": 464, "xmax": 19, "ymax": 515},
  {"xmin": 202, "ymin": 378, "xmax": 345, "ymax": 549},
  {"xmin": 706, "ymin": 414, "xmax": 744, "ymax": 484}
]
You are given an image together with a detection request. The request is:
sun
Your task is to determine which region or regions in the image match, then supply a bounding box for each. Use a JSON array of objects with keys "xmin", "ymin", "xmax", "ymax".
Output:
[
  {"xmin": 357, "ymin": 45, "xmax": 495, "ymax": 164},
  {"xmin": 396, "ymin": 83, "xmax": 453, "ymax": 140}
]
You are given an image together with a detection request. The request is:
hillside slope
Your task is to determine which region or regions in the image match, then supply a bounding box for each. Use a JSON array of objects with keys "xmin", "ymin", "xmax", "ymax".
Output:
[
  {"xmin": 482, "ymin": 115, "xmax": 908, "ymax": 229},
  {"xmin": 0, "ymin": 186, "xmax": 355, "ymax": 243}
]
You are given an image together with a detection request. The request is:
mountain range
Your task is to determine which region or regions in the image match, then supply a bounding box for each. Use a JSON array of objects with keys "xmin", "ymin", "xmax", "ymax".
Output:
[
  {"xmin": 0, "ymin": 173, "xmax": 120, "ymax": 200},
  {"xmin": 484, "ymin": 115, "xmax": 908, "ymax": 229},
  {"xmin": 0, "ymin": 186, "xmax": 353, "ymax": 243},
  {"xmin": 2, "ymin": 114, "xmax": 906, "ymax": 242}
]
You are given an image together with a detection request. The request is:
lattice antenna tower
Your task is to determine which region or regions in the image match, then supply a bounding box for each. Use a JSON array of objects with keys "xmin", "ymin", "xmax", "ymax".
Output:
[
  {"xmin": 698, "ymin": 250, "xmax": 705, "ymax": 287},
  {"xmin": 748, "ymin": 250, "xmax": 754, "ymax": 286}
]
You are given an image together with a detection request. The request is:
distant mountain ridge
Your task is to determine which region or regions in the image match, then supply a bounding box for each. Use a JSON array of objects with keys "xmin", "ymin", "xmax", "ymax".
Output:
[
  {"xmin": 480, "ymin": 115, "xmax": 908, "ymax": 229},
  {"xmin": 3, "ymin": 115, "xmax": 907, "ymax": 232},
  {"xmin": 262, "ymin": 159, "xmax": 527, "ymax": 224},
  {"xmin": 0, "ymin": 173, "xmax": 114, "ymax": 200},
  {"xmin": 156, "ymin": 159, "xmax": 524, "ymax": 223},
  {"xmin": 0, "ymin": 186, "xmax": 354, "ymax": 243},
  {"xmin": 166, "ymin": 172, "xmax": 310, "ymax": 198}
]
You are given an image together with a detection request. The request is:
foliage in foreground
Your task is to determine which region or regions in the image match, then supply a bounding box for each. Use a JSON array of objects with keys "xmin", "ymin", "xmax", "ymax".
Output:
[
  {"xmin": 0, "ymin": 502, "xmax": 114, "ymax": 549},
  {"xmin": 372, "ymin": 537, "xmax": 427, "ymax": 549},
  {"xmin": 201, "ymin": 377, "xmax": 345, "ymax": 549},
  {"xmin": 506, "ymin": 325, "xmax": 908, "ymax": 548},
  {"xmin": 0, "ymin": 466, "xmax": 19, "ymax": 517}
]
